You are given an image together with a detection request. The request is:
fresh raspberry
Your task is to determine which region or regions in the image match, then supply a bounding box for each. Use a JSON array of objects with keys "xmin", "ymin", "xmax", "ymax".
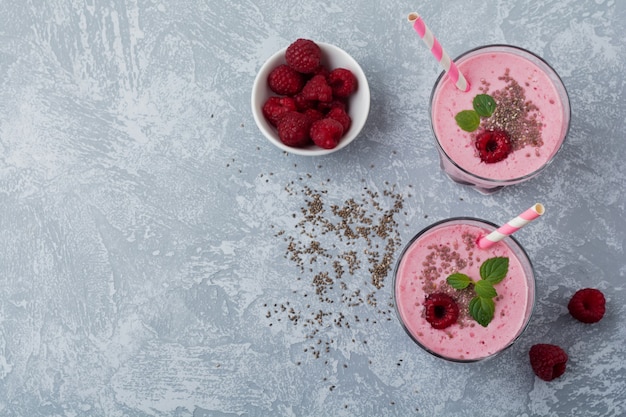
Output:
[
  {"xmin": 326, "ymin": 107, "xmax": 351, "ymax": 133},
  {"xmin": 262, "ymin": 96, "xmax": 297, "ymax": 126},
  {"xmin": 293, "ymin": 93, "xmax": 316, "ymax": 112},
  {"xmin": 303, "ymin": 108, "xmax": 324, "ymax": 123},
  {"xmin": 423, "ymin": 293, "xmax": 459, "ymax": 329},
  {"xmin": 328, "ymin": 68, "xmax": 357, "ymax": 98},
  {"xmin": 276, "ymin": 111, "xmax": 313, "ymax": 147},
  {"xmin": 267, "ymin": 64, "xmax": 304, "ymax": 96},
  {"xmin": 529, "ymin": 344, "xmax": 568, "ymax": 381},
  {"xmin": 310, "ymin": 118, "xmax": 344, "ymax": 149},
  {"xmin": 301, "ymin": 75, "xmax": 333, "ymax": 102},
  {"xmin": 568, "ymin": 288, "xmax": 606, "ymax": 323},
  {"xmin": 312, "ymin": 65, "xmax": 330, "ymax": 80},
  {"xmin": 317, "ymin": 99, "xmax": 346, "ymax": 114},
  {"xmin": 475, "ymin": 130, "xmax": 513, "ymax": 164},
  {"xmin": 285, "ymin": 38, "xmax": 321, "ymax": 74}
]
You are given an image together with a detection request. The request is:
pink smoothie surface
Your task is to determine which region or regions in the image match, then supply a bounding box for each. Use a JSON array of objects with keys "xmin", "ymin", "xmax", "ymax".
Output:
[
  {"xmin": 432, "ymin": 49, "xmax": 566, "ymax": 181},
  {"xmin": 395, "ymin": 221, "xmax": 532, "ymax": 361}
]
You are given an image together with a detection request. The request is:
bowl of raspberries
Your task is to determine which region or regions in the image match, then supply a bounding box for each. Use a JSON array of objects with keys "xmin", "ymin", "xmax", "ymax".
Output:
[{"xmin": 251, "ymin": 38, "xmax": 370, "ymax": 156}]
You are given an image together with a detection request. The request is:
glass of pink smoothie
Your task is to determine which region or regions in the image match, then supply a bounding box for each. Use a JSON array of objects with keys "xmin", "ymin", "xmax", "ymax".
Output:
[
  {"xmin": 430, "ymin": 45, "xmax": 571, "ymax": 194},
  {"xmin": 394, "ymin": 218, "xmax": 536, "ymax": 362}
]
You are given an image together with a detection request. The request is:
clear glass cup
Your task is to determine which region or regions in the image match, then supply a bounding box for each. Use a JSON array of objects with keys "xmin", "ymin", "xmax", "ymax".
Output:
[
  {"xmin": 429, "ymin": 45, "xmax": 571, "ymax": 194},
  {"xmin": 393, "ymin": 217, "xmax": 536, "ymax": 362}
]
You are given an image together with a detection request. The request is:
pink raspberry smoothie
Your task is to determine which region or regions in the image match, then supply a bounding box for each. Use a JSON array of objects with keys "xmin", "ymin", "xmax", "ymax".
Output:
[
  {"xmin": 394, "ymin": 218, "xmax": 535, "ymax": 362},
  {"xmin": 430, "ymin": 45, "xmax": 570, "ymax": 192}
]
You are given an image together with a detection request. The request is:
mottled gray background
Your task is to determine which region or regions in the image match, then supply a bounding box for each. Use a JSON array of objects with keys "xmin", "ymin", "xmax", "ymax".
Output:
[{"xmin": 0, "ymin": 1, "xmax": 624, "ymax": 416}]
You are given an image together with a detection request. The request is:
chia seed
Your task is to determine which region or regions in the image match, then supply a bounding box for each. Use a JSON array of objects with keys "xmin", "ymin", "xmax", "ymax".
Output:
[
  {"xmin": 267, "ymin": 176, "xmax": 408, "ymax": 358},
  {"xmin": 477, "ymin": 68, "xmax": 544, "ymax": 152},
  {"xmin": 419, "ymin": 231, "xmax": 479, "ymax": 324}
]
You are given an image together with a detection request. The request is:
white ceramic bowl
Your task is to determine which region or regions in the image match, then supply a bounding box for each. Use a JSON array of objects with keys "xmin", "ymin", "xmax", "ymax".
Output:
[{"xmin": 251, "ymin": 41, "xmax": 370, "ymax": 156}]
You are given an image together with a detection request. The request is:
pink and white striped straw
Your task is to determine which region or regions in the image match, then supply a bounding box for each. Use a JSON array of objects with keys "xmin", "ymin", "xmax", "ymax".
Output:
[
  {"xmin": 477, "ymin": 203, "xmax": 545, "ymax": 249},
  {"xmin": 407, "ymin": 12, "xmax": 469, "ymax": 92}
]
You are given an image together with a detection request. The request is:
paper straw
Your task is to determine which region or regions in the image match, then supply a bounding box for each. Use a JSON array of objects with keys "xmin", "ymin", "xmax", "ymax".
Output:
[
  {"xmin": 477, "ymin": 203, "xmax": 545, "ymax": 249},
  {"xmin": 407, "ymin": 12, "xmax": 469, "ymax": 92}
]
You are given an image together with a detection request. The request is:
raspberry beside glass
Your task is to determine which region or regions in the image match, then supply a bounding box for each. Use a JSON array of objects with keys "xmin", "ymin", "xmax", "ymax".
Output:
[{"xmin": 429, "ymin": 45, "xmax": 571, "ymax": 194}]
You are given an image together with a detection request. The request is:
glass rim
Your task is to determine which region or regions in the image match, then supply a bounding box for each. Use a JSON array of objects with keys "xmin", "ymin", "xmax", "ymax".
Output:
[
  {"xmin": 429, "ymin": 44, "xmax": 572, "ymax": 185},
  {"xmin": 393, "ymin": 216, "xmax": 536, "ymax": 363}
]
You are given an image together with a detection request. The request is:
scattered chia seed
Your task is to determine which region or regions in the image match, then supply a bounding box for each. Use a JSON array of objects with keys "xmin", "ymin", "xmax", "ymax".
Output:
[{"xmin": 267, "ymin": 176, "xmax": 408, "ymax": 359}]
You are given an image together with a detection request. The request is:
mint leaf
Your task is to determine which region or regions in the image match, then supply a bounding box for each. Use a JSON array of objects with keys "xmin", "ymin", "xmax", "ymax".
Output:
[
  {"xmin": 480, "ymin": 257, "xmax": 509, "ymax": 285},
  {"xmin": 447, "ymin": 273, "xmax": 472, "ymax": 290},
  {"xmin": 469, "ymin": 296, "xmax": 495, "ymax": 327},
  {"xmin": 455, "ymin": 110, "xmax": 480, "ymax": 132},
  {"xmin": 474, "ymin": 279, "xmax": 497, "ymax": 298},
  {"xmin": 473, "ymin": 94, "xmax": 497, "ymax": 117},
  {"xmin": 447, "ymin": 257, "xmax": 510, "ymax": 327}
]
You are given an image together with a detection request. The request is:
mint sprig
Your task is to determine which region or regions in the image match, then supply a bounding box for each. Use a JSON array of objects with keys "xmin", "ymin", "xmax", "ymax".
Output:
[
  {"xmin": 445, "ymin": 256, "xmax": 509, "ymax": 327},
  {"xmin": 447, "ymin": 273, "xmax": 471, "ymax": 289},
  {"xmin": 473, "ymin": 94, "xmax": 497, "ymax": 117},
  {"xmin": 480, "ymin": 257, "xmax": 509, "ymax": 284},
  {"xmin": 469, "ymin": 296, "xmax": 495, "ymax": 327},
  {"xmin": 474, "ymin": 279, "xmax": 497, "ymax": 298},
  {"xmin": 454, "ymin": 93, "xmax": 497, "ymax": 132},
  {"xmin": 455, "ymin": 110, "xmax": 480, "ymax": 132}
]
